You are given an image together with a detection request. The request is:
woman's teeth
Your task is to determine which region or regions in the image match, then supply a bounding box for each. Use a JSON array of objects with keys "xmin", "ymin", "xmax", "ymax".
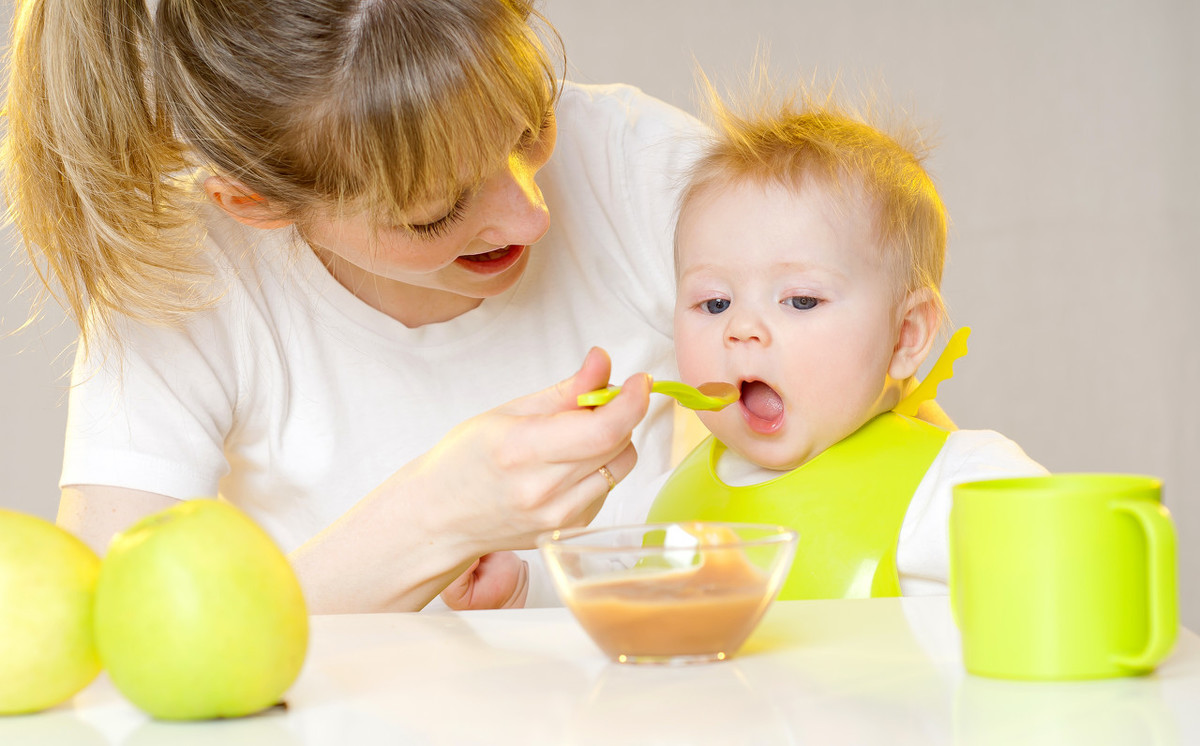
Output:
[{"xmin": 462, "ymin": 247, "xmax": 511, "ymax": 262}]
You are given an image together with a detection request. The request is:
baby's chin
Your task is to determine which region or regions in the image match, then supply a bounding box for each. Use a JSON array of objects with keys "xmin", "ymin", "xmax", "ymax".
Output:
[
  {"xmin": 720, "ymin": 434, "xmax": 815, "ymax": 472},
  {"xmin": 706, "ymin": 407, "xmax": 874, "ymax": 472},
  {"xmin": 718, "ymin": 421, "xmax": 871, "ymax": 472}
]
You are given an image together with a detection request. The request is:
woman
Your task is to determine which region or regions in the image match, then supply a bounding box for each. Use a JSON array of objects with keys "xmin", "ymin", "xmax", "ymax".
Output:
[{"xmin": 3, "ymin": 0, "xmax": 705, "ymax": 611}]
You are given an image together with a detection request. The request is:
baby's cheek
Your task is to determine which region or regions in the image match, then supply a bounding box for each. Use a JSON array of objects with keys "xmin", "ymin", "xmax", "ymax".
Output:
[
  {"xmin": 676, "ymin": 343, "xmax": 700, "ymax": 378},
  {"xmin": 673, "ymin": 331, "xmax": 710, "ymax": 381},
  {"xmin": 697, "ymin": 409, "xmax": 744, "ymax": 452}
]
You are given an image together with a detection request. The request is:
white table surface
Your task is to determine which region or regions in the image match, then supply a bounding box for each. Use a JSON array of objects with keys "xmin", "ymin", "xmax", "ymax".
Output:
[{"xmin": 4, "ymin": 596, "xmax": 1198, "ymax": 745}]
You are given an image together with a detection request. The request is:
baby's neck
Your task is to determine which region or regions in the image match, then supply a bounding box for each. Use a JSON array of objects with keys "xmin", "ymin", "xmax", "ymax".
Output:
[{"xmin": 715, "ymin": 447, "xmax": 789, "ymax": 487}]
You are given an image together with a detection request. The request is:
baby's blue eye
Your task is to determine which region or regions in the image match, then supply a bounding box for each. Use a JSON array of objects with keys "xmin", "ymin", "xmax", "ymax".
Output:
[
  {"xmin": 702, "ymin": 298, "xmax": 731, "ymax": 314},
  {"xmin": 786, "ymin": 296, "xmax": 820, "ymax": 310}
]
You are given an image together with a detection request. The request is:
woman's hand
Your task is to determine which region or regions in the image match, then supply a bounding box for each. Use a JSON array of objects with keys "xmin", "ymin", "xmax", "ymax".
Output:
[
  {"xmin": 412, "ymin": 346, "xmax": 651, "ymax": 556},
  {"xmin": 290, "ymin": 347, "xmax": 652, "ymax": 614}
]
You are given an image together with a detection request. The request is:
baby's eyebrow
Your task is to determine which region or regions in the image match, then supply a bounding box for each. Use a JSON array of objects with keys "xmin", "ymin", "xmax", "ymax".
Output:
[
  {"xmin": 677, "ymin": 262, "xmax": 723, "ymax": 281},
  {"xmin": 773, "ymin": 260, "xmax": 845, "ymax": 278},
  {"xmin": 678, "ymin": 261, "xmax": 846, "ymax": 282}
]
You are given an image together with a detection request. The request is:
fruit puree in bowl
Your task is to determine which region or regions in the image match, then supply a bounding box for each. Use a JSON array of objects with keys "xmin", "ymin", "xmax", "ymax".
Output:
[{"xmin": 538, "ymin": 522, "xmax": 797, "ymax": 663}]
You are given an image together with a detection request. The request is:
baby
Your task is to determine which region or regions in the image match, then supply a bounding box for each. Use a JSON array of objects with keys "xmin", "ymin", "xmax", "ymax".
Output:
[{"xmin": 646, "ymin": 86, "xmax": 1047, "ymax": 598}]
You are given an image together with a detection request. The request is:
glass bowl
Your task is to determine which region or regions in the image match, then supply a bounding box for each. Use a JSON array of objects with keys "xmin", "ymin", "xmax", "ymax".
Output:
[{"xmin": 538, "ymin": 522, "xmax": 797, "ymax": 664}]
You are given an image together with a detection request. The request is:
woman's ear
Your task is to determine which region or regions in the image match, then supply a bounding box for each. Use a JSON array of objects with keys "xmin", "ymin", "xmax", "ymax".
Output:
[
  {"xmin": 203, "ymin": 176, "xmax": 293, "ymax": 229},
  {"xmin": 889, "ymin": 287, "xmax": 942, "ymax": 381}
]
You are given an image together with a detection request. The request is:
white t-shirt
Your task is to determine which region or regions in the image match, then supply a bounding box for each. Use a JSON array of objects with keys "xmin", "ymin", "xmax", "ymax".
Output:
[
  {"xmin": 892, "ymin": 430, "xmax": 1049, "ymax": 594},
  {"xmin": 61, "ymin": 82, "xmax": 708, "ymax": 608},
  {"xmin": 636, "ymin": 429, "xmax": 1048, "ymax": 596}
]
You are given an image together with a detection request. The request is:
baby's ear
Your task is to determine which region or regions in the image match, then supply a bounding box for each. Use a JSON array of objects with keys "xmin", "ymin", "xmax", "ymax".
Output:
[
  {"xmin": 203, "ymin": 176, "xmax": 293, "ymax": 229},
  {"xmin": 889, "ymin": 288, "xmax": 942, "ymax": 380}
]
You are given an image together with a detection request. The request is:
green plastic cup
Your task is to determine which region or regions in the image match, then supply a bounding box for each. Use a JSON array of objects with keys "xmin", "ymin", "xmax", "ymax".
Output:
[{"xmin": 949, "ymin": 474, "xmax": 1177, "ymax": 680}]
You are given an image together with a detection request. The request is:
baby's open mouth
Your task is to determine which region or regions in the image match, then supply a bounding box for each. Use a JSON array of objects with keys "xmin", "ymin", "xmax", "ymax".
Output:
[{"xmin": 739, "ymin": 380, "xmax": 785, "ymax": 434}]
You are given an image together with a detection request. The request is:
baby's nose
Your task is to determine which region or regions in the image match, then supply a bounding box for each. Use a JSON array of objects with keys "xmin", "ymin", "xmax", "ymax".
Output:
[{"xmin": 725, "ymin": 310, "xmax": 770, "ymax": 345}]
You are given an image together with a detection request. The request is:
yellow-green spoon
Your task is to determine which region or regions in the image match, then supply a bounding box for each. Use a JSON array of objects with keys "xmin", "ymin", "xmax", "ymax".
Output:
[{"xmin": 577, "ymin": 380, "xmax": 740, "ymax": 411}]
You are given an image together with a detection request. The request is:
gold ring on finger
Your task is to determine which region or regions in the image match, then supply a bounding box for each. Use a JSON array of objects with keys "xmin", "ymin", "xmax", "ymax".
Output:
[{"xmin": 597, "ymin": 465, "xmax": 617, "ymax": 492}]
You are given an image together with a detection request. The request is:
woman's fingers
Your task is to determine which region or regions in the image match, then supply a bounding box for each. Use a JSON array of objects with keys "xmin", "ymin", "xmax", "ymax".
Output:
[
  {"xmin": 593, "ymin": 438, "xmax": 638, "ymax": 493},
  {"xmin": 554, "ymin": 441, "xmax": 639, "ymax": 531},
  {"xmin": 416, "ymin": 355, "xmax": 652, "ymax": 557},
  {"xmin": 505, "ymin": 347, "xmax": 613, "ymax": 416},
  {"xmin": 497, "ymin": 348, "xmax": 652, "ymax": 472},
  {"xmin": 518, "ymin": 370, "xmax": 652, "ymax": 466}
]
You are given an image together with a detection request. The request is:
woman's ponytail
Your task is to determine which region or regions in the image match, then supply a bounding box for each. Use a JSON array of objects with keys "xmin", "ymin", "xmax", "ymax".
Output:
[{"xmin": 3, "ymin": 0, "xmax": 200, "ymax": 345}]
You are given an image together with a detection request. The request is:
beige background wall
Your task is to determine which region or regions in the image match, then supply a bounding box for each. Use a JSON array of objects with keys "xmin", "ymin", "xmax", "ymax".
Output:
[{"xmin": 2, "ymin": 1, "xmax": 1197, "ymax": 625}]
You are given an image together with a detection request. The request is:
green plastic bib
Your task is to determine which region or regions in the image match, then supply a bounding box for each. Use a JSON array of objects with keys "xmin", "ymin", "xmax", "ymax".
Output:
[{"xmin": 647, "ymin": 328, "xmax": 969, "ymax": 600}]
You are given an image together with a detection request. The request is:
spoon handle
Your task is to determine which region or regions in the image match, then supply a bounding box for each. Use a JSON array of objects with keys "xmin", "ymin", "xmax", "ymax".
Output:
[
  {"xmin": 576, "ymin": 381, "xmax": 738, "ymax": 411},
  {"xmin": 577, "ymin": 383, "xmax": 680, "ymax": 407},
  {"xmin": 576, "ymin": 386, "xmax": 621, "ymax": 407}
]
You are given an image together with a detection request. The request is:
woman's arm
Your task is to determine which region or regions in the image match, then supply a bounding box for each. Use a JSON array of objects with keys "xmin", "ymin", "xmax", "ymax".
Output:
[
  {"xmin": 62, "ymin": 348, "xmax": 652, "ymax": 615},
  {"xmin": 57, "ymin": 485, "xmax": 181, "ymax": 556},
  {"xmin": 291, "ymin": 348, "xmax": 652, "ymax": 614},
  {"xmin": 58, "ymin": 482, "xmax": 462, "ymax": 612},
  {"xmin": 57, "ymin": 463, "xmax": 481, "ymax": 613}
]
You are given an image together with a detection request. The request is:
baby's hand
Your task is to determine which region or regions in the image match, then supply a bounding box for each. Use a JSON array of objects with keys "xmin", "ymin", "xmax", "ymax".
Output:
[{"xmin": 440, "ymin": 552, "xmax": 529, "ymax": 610}]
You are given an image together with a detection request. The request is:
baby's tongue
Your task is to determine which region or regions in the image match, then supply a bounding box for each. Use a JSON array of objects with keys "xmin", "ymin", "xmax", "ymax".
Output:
[{"xmin": 741, "ymin": 381, "xmax": 783, "ymax": 421}]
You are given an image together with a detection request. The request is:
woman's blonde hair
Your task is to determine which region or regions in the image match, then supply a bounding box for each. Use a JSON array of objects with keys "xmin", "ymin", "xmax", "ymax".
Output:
[
  {"xmin": 678, "ymin": 73, "xmax": 947, "ymax": 307},
  {"xmin": 2, "ymin": 0, "xmax": 561, "ymax": 345}
]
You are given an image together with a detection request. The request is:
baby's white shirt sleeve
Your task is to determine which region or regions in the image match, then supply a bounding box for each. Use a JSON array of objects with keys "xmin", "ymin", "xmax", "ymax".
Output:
[{"xmin": 897, "ymin": 429, "xmax": 1049, "ymax": 595}]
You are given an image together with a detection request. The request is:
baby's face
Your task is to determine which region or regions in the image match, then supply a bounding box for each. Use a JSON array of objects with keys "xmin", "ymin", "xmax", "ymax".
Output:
[{"xmin": 674, "ymin": 178, "xmax": 904, "ymax": 471}]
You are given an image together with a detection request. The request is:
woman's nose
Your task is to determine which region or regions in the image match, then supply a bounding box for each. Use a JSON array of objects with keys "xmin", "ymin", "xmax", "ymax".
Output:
[{"xmin": 477, "ymin": 158, "xmax": 550, "ymax": 247}]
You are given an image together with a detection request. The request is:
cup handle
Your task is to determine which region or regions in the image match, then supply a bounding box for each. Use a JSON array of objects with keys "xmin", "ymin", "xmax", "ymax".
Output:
[{"xmin": 1110, "ymin": 499, "xmax": 1178, "ymax": 669}]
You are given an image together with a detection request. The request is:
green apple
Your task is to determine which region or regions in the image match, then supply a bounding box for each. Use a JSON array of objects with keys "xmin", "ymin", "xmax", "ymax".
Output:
[
  {"xmin": 0, "ymin": 509, "xmax": 101, "ymax": 715},
  {"xmin": 94, "ymin": 499, "xmax": 308, "ymax": 720}
]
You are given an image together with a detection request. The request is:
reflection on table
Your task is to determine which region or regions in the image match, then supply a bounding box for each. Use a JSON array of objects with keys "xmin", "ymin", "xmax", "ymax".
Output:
[{"xmin": 3, "ymin": 597, "xmax": 1198, "ymax": 745}]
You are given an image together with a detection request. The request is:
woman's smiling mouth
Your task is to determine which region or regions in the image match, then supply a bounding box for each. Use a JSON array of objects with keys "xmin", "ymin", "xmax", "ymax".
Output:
[{"xmin": 455, "ymin": 244, "xmax": 526, "ymax": 274}]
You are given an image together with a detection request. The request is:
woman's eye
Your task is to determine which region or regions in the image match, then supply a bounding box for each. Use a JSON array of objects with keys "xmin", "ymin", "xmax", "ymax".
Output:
[
  {"xmin": 785, "ymin": 296, "xmax": 820, "ymax": 311},
  {"xmin": 407, "ymin": 198, "xmax": 468, "ymax": 239},
  {"xmin": 702, "ymin": 298, "xmax": 731, "ymax": 314}
]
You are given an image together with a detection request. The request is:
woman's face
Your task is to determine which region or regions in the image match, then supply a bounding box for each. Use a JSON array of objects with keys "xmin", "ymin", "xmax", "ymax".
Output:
[{"xmin": 302, "ymin": 112, "xmax": 558, "ymax": 325}]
